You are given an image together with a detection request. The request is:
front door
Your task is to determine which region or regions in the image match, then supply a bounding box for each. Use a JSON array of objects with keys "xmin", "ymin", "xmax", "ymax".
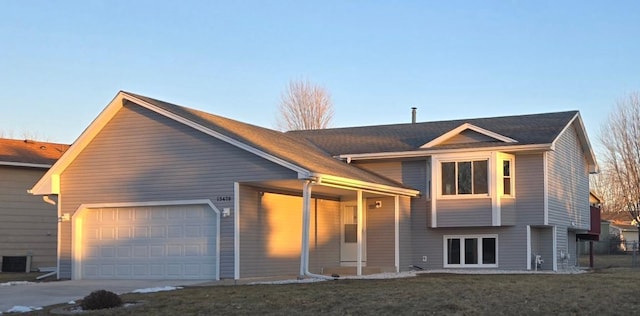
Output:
[{"xmin": 340, "ymin": 205, "xmax": 366, "ymax": 266}]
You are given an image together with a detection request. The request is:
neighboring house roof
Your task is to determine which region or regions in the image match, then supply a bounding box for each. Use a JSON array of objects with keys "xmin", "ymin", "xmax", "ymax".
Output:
[
  {"xmin": 288, "ymin": 110, "xmax": 598, "ymax": 173},
  {"xmin": 31, "ymin": 91, "xmax": 419, "ymax": 197},
  {"xmin": 589, "ymin": 191, "xmax": 603, "ymax": 205},
  {"xmin": 0, "ymin": 138, "xmax": 69, "ymax": 168},
  {"xmin": 602, "ymin": 211, "xmax": 636, "ymax": 225},
  {"xmin": 610, "ymin": 223, "xmax": 638, "ymax": 232}
]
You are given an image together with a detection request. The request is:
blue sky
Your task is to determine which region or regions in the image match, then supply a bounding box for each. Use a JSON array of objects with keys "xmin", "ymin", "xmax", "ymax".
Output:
[{"xmin": 1, "ymin": 1, "xmax": 639, "ymax": 155}]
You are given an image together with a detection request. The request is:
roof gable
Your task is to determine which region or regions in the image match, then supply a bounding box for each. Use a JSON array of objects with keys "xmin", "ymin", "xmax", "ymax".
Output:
[
  {"xmin": 288, "ymin": 111, "xmax": 579, "ymax": 156},
  {"xmin": 420, "ymin": 123, "xmax": 517, "ymax": 148},
  {"xmin": 31, "ymin": 91, "xmax": 416, "ymax": 196},
  {"xmin": 0, "ymin": 138, "xmax": 69, "ymax": 168}
]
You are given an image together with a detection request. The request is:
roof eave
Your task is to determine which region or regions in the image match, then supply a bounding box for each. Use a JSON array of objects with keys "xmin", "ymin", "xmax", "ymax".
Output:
[
  {"xmin": 338, "ymin": 143, "xmax": 554, "ymax": 162},
  {"xmin": 0, "ymin": 161, "xmax": 53, "ymax": 169},
  {"xmin": 31, "ymin": 91, "xmax": 315, "ymax": 195},
  {"xmin": 312, "ymin": 173, "xmax": 420, "ymax": 197},
  {"xmin": 551, "ymin": 112, "xmax": 599, "ymax": 174}
]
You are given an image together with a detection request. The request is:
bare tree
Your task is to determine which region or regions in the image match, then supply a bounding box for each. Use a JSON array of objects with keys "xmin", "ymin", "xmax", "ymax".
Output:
[
  {"xmin": 599, "ymin": 92, "xmax": 640, "ymax": 243},
  {"xmin": 276, "ymin": 79, "xmax": 334, "ymax": 131}
]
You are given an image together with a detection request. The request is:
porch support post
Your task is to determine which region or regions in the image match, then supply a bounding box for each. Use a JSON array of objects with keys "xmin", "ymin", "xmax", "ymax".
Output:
[
  {"xmin": 299, "ymin": 180, "xmax": 312, "ymax": 278},
  {"xmin": 395, "ymin": 195, "xmax": 400, "ymax": 273},
  {"xmin": 357, "ymin": 190, "xmax": 363, "ymax": 276}
]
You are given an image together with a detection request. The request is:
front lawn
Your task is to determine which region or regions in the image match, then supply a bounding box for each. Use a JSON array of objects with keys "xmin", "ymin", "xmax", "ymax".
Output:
[
  {"xmin": 30, "ymin": 268, "xmax": 640, "ymax": 315},
  {"xmin": 0, "ymin": 272, "xmax": 44, "ymax": 283}
]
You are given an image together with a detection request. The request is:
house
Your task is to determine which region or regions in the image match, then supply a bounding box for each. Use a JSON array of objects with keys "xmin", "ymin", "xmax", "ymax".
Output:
[
  {"xmin": 0, "ymin": 138, "xmax": 69, "ymax": 272},
  {"xmin": 29, "ymin": 91, "xmax": 597, "ymax": 280},
  {"xmin": 601, "ymin": 211, "xmax": 639, "ymax": 251}
]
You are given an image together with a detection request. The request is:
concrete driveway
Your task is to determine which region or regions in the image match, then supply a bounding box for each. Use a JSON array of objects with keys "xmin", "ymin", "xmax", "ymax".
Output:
[{"xmin": 0, "ymin": 279, "xmax": 208, "ymax": 312}]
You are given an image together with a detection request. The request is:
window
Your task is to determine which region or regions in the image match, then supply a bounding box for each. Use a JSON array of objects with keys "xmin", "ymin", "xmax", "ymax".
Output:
[
  {"xmin": 444, "ymin": 235, "xmax": 497, "ymax": 267},
  {"xmin": 441, "ymin": 160, "xmax": 488, "ymax": 195},
  {"xmin": 503, "ymin": 160, "xmax": 512, "ymax": 195}
]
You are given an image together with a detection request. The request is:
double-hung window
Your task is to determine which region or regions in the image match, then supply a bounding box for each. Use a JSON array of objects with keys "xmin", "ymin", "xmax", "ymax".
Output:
[
  {"xmin": 444, "ymin": 235, "xmax": 497, "ymax": 267},
  {"xmin": 441, "ymin": 160, "xmax": 488, "ymax": 196}
]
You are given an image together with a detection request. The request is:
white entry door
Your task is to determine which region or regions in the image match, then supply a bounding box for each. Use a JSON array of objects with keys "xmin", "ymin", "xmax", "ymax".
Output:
[{"xmin": 340, "ymin": 205, "xmax": 366, "ymax": 266}]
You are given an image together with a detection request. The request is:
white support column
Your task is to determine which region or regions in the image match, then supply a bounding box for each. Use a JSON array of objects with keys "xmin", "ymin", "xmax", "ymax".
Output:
[
  {"xmin": 234, "ymin": 182, "xmax": 240, "ymax": 280},
  {"xmin": 552, "ymin": 226, "xmax": 558, "ymax": 271},
  {"xmin": 395, "ymin": 195, "xmax": 400, "ymax": 273},
  {"xmin": 526, "ymin": 225, "xmax": 531, "ymax": 270},
  {"xmin": 299, "ymin": 181, "xmax": 312, "ymax": 278},
  {"xmin": 357, "ymin": 190, "xmax": 363, "ymax": 276}
]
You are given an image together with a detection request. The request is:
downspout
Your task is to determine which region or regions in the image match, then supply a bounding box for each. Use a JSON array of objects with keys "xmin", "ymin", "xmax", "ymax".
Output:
[{"xmin": 299, "ymin": 180, "xmax": 332, "ymax": 280}]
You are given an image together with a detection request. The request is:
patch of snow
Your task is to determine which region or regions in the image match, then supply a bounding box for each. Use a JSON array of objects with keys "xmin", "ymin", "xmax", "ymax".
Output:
[
  {"xmin": 6, "ymin": 306, "xmax": 42, "ymax": 313},
  {"xmin": 339, "ymin": 271, "xmax": 418, "ymax": 279},
  {"xmin": 131, "ymin": 286, "xmax": 183, "ymax": 293},
  {"xmin": 249, "ymin": 278, "xmax": 327, "ymax": 285},
  {"xmin": 68, "ymin": 300, "xmax": 76, "ymax": 304},
  {"xmin": 0, "ymin": 281, "xmax": 34, "ymax": 287}
]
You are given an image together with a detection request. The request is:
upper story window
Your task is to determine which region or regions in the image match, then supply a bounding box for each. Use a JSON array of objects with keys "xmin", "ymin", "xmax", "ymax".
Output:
[
  {"xmin": 441, "ymin": 160, "xmax": 488, "ymax": 195},
  {"xmin": 503, "ymin": 160, "xmax": 512, "ymax": 195}
]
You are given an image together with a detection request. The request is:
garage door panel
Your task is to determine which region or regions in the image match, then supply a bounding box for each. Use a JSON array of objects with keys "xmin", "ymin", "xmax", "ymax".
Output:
[{"xmin": 80, "ymin": 204, "xmax": 217, "ymax": 280}]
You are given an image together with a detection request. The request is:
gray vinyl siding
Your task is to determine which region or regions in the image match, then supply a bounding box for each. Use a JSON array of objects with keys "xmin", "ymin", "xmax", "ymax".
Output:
[
  {"xmin": 309, "ymin": 199, "xmax": 341, "ymax": 273},
  {"xmin": 547, "ymin": 124, "xmax": 590, "ymax": 229},
  {"xmin": 400, "ymin": 160, "xmax": 429, "ymax": 269},
  {"xmin": 418, "ymin": 226, "xmax": 527, "ymax": 269},
  {"xmin": 514, "ymin": 153, "xmax": 545, "ymax": 225},
  {"xmin": 366, "ymin": 196, "xmax": 396, "ymax": 268},
  {"xmin": 58, "ymin": 103, "xmax": 298, "ymax": 279},
  {"xmin": 567, "ymin": 230, "xmax": 577, "ymax": 267},
  {"xmin": 398, "ymin": 196, "xmax": 413, "ymax": 271},
  {"xmin": 238, "ymin": 186, "xmax": 340, "ymax": 278},
  {"xmin": 0, "ymin": 166, "xmax": 57, "ymax": 271},
  {"xmin": 436, "ymin": 198, "xmax": 492, "ymax": 227},
  {"xmin": 500, "ymin": 197, "xmax": 516, "ymax": 225},
  {"xmin": 530, "ymin": 227, "xmax": 553, "ymax": 270},
  {"xmin": 354, "ymin": 161, "xmax": 403, "ymax": 183}
]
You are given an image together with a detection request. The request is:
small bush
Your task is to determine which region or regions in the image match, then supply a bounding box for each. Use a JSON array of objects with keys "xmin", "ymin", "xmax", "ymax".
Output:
[{"xmin": 80, "ymin": 289, "xmax": 123, "ymax": 310}]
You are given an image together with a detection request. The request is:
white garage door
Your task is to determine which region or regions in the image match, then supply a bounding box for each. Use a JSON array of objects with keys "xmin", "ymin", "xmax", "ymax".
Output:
[{"xmin": 79, "ymin": 204, "xmax": 217, "ymax": 280}]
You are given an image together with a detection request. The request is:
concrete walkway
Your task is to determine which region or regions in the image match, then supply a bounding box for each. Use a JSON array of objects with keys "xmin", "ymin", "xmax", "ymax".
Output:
[{"xmin": 0, "ymin": 279, "xmax": 207, "ymax": 312}]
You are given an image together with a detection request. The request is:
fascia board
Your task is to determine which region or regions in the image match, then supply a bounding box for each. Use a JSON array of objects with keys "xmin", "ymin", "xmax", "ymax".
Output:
[
  {"xmin": 314, "ymin": 173, "xmax": 420, "ymax": 197},
  {"xmin": 551, "ymin": 113, "xmax": 599, "ymax": 173},
  {"xmin": 0, "ymin": 162, "xmax": 52, "ymax": 168},
  {"xmin": 339, "ymin": 143, "xmax": 553, "ymax": 162},
  {"xmin": 421, "ymin": 123, "xmax": 518, "ymax": 149},
  {"xmin": 30, "ymin": 92, "xmax": 127, "ymax": 195},
  {"xmin": 30, "ymin": 91, "xmax": 313, "ymax": 195}
]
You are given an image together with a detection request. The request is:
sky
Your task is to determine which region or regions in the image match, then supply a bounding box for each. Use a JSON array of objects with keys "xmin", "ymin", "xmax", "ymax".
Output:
[{"xmin": 1, "ymin": 1, "xmax": 639, "ymax": 156}]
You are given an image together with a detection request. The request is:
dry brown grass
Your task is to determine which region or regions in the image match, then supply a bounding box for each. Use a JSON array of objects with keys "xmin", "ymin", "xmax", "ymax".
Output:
[
  {"xmin": 579, "ymin": 254, "xmax": 640, "ymax": 269},
  {"xmin": 0, "ymin": 272, "xmax": 44, "ymax": 283},
  {"xmin": 29, "ymin": 266, "xmax": 640, "ymax": 316}
]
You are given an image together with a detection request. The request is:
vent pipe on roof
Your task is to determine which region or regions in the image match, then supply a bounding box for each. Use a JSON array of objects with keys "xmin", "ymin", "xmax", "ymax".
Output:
[{"xmin": 411, "ymin": 107, "xmax": 417, "ymax": 124}]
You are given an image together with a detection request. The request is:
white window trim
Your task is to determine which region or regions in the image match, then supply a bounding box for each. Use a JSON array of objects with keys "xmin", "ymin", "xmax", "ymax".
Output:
[
  {"xmin": 498, "ymin": 153, "xmax": 516, "ymax": 198},
  {"xmin": 443, "ymin": 234, "xmax": 499, "ymax": 268},
  {"xmin": 434, "ymin": 152, "xmax": 493, "ymax": 200}
]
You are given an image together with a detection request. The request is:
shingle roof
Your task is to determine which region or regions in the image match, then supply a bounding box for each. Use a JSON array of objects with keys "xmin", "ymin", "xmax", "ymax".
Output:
[
  {"xmin": 0, "ymin": 138, "xmax": 69, "ymax": 166},
  {"xmin": 287, "ymin": 111, "xmax": 578, "ymax": 155},
  {"xmin": 124, "ymin": 92, "xmax": 409, "ymax": 189}
]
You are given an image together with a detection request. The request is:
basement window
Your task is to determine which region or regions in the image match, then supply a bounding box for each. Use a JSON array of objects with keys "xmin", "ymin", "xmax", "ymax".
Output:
[{"xmin": 444, "ymin": 235, "xmax": 497, "ymax": 267}]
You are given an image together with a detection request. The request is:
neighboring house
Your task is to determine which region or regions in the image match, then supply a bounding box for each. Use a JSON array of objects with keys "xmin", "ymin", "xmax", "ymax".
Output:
[
  {"xmin": 601, "ymin": 211, "xmax": 640, "ymax": 252},
  {"xmin": 0, "ymin": 138, "xmax": 69, "ymax": 272},
  {"xmin": 30, "ymin": 91, "xmax": 597, "ymax": 280}
]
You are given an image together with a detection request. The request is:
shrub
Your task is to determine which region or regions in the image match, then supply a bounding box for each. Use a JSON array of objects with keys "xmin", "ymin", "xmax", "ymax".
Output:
[{"xmin": 80, "ymin": 289, "xmax": 123, "ymax": 310}]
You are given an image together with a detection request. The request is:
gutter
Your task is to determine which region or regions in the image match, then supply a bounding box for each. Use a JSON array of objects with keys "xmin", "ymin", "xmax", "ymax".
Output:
[
  {"xmin": 299, "ymin": 180, "xmax": 333, "ymax": 280},
  {"xmin": 338, "ymin": 143, "xmax": 554, "ymax": 162}
]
